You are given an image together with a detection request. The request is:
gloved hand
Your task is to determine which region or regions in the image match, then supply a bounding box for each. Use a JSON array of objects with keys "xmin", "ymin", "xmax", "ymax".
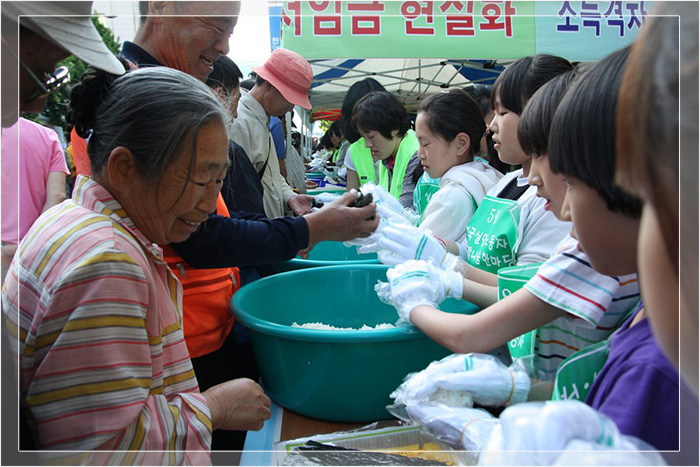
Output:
[
  {"xmin": 394, "ymin": 353, "xmax": 530, "ymax": 407},
  {"xmin": 479, "ymin": 400, "xmax": 663, "ymax": 466},
  {"xmin": 379, "ymin": 260, "xmax": 464, "ymax": 324},
  {"xmin": 405, "ymin": 403, "xmax": 498, "ymax": 453},
  {"xmin": 376, "ymin": 223, "xmax": 448, "ymax": 267},
  {"xmin": 361, "ymin": 182, "xmax": 405, "ymax": 217}
]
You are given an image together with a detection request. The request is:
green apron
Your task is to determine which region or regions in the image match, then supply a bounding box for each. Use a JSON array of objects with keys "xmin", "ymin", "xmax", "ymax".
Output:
[
  {"xmin": 464, "ymin": 195, "xmax": 521, "ymax": 274},
  {"xmin": 551, "ymin": 301, "xmax": 639, "ymax": 401},
  {"xmin": 497, "ymin": 262, "xmax": 619, "ymax": 400},
  {"xmin": 552, "ymin": 340, "xmax": 609, "ymax": 401},
  {"xmin": 497, "ymin": 263, "xmax": 543, "ymax": 361},
  {"xmin": 413, "ymin": 172, "xmax": 441, "ymax": 217}
]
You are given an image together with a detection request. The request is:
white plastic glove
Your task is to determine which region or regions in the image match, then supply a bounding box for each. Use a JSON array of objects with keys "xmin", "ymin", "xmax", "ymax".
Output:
[
  {"xmin": 394, "ymin": 353, "xmax": 530, "ymax": 407},
  {"xmin": 361, "ymin": 182, "xmax": 405, "ymax": 218},
  {"xmin": 405, "ymin": 403, "xmax": 498, "ymax": 453},
  {"xmin": 378, "ymin": 260, "xmax": 464, "ymax": 324},
  {"xmin": 377, "ymin": 224, "xmax": 448, "ymax": 267},
  {"xmin": 478, "ymin": 400, "xmax": 666, "ymax": 466}
]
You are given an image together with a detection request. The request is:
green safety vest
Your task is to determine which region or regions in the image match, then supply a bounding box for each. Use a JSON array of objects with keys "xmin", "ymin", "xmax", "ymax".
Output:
[
  {"xmin": 379, "ymin": 130, "xmax": 419, "ymax": 199},
  {"xmin": 352, "ymin": 131, "xmax": 419, "ymax": 200},
  {"xmin": 350, "ymin": 138, "xmax": 376, "ymax": 185},
  {"xmin": 413, "ymin": 171, "xmax": 441, "ymax": 217}
]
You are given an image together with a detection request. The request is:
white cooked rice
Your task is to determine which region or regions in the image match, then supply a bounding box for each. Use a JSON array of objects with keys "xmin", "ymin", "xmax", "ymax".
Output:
[{"xmin": 291, "ymin": 322, "xmax": 396, "ymax": 331}]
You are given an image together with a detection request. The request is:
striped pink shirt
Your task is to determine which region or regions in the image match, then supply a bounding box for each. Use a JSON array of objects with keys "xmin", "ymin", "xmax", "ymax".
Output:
[{"xmin": 3, "ymin": 176, "xmax": 211, "ymax": 463}]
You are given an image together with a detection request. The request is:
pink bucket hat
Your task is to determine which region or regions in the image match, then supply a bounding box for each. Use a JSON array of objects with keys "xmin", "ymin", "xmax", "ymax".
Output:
[{"xmin": 253, "ymin": 48, "xmax": 313, "ymax": 110}]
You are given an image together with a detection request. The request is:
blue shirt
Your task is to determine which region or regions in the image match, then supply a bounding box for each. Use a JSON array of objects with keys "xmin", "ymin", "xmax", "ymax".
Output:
[{"xmin": 269, "ymin": 117, "xmax": 286, "ymax": 159}]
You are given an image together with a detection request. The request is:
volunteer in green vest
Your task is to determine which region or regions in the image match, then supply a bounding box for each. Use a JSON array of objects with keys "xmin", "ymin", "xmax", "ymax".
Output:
[
  {"xmin": 341, "ymin": 78, "xmax": 387, "ymax": 191},
  {"xmin": 350, "ymin": 91, "xmax": 421, "ymax": 208}
]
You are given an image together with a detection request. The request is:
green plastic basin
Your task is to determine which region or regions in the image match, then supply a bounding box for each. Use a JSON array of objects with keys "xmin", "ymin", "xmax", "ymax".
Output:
[
  {"xmin": 276, "ymin": 241, "xmax": 379, "ymax": 273},
  {"xmin": 231, "ymin": 264, "xmax": 481, "ymax": 422}
]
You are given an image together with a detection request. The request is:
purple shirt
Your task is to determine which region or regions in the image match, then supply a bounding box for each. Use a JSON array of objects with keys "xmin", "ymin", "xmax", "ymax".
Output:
[{"xmin": 586, "ymin": 304, "xmax": 680, "ymax": 450}]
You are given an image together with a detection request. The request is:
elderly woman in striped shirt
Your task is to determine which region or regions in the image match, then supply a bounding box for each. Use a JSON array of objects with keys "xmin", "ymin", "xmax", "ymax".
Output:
[{"xmin": 2, "ymin": 65, "xmax": 270, "ymax": 463}]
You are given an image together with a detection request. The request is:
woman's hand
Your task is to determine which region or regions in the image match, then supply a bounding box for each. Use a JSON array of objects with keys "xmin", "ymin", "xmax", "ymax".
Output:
[{"xmin": 202, "ymin": 378, "xmax": 271, "ymax": 432}]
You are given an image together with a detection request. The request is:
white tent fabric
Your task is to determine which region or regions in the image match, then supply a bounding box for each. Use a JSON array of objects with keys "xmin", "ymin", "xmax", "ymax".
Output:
[{"xmin": 306, "ymin": 58, "xmax": 512, "ymax": 119}]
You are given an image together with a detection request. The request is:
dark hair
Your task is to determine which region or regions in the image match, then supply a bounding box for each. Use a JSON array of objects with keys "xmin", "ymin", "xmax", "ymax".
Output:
[
  {"xmin": 492, "ymin": 54, "xmax": 574, "ymax": 115},
  {"xmin": 518, "ymin": 69, "xmax": 579, "ymax": 156},
  {"xmin": 239, "ymin": 78, "xmax": 255, "ymax": 91},
  {"xmin": 254, "ymin": 74, "xmax": 266, "ymax": 87},
  {"xmin": 67, "ymin": 64, "xmax": 227, "ymax": 206},
  {"xmin": 549, "ymin": 46, "xmax": 641, "ymax": 218},
  {"xmin": 341, "ymin": 78, "xmax": 386, "ymax": 143},
  {"xmin": 205, "ymin": 55, "xmax": 243, "ymax": 94},
  {"xmin": 351, "ymin": 91, "xmax": 410, "ymax": 140},
  {"xmin": 463, "ymin": 84, "xmax": 510, "ymax": 173},
  {"xmin": 329, "ymin": 119, "xmax": 343, "ymax": 138},
  {"xmin": 319, "ymin": 132, "xmax": 333, "ymax": 151},
  {"xmin": 463, "ymin": 84, "xmax": 493, "ymax": 118},
  {"xmin": 417, "ymin": 89, "xmax": 484, "ymax": 159},
  {"xmin": 616, "ymin": 3, "xmax": 693, "ymax": 274}
]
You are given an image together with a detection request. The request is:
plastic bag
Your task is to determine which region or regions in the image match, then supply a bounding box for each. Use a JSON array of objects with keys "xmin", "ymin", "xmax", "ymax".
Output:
[{"xmin": 405, "ymin": 403, "xmax": 499, "ymax": 456}]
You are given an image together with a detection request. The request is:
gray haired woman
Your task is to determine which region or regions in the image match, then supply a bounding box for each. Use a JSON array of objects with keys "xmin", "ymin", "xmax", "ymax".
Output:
[{"xmin": 2, "ymin": 65, "xmax": 270, "ymax": 462}]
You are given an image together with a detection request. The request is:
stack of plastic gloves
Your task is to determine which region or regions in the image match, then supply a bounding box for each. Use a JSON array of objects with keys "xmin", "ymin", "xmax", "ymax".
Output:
[
  {"xmin": 387, "ymin": 353, "xmax": 531, "ymax": 460},
  {"xmin": 479, "ymin": 400, "xmax": 666, "ymax": 466}
]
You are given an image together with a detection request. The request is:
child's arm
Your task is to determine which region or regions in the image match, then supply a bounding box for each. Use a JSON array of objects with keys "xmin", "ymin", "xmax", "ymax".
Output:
[
  {"xmin": 453, "ymin": 275, "xmax": 499, "ymax": 308},
  {"xmin": 410, "ymin": 287, "xmax": 565, "ymax": 354}
]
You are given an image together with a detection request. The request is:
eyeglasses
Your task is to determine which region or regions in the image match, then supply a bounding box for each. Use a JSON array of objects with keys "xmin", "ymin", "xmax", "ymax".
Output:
[
  {"xmin": 25, "ymin": 65, "xmax": 70, "ymax": 99},
  {"xmin": 1, "ymin": 35, "xmax": 71, "ymax": 100}
]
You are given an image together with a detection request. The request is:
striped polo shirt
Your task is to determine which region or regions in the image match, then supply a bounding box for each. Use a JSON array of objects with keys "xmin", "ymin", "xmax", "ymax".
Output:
[
  {"xmin": 524, "ymin": 235, "xmax": 640, "ymax": 379},
  {"xmin": 2, "ymin": 176, "xmax": 211, "ymax": 462}
]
